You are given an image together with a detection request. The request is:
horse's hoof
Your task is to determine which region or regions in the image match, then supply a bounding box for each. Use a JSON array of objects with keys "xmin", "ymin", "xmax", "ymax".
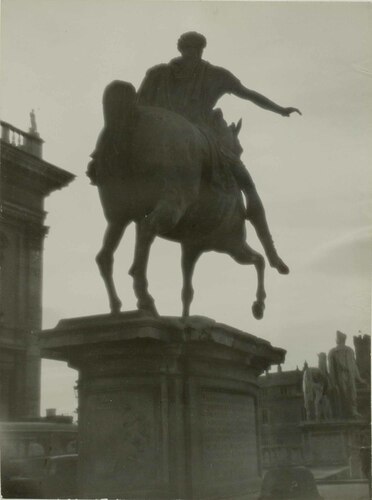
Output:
[
  {"xmin": 270, "ymin": 257, "xmax": 290, "ymax": 275},
  {"xmin": 139, "ymin": 303, "xmax": 159, "ymax": 317},
  {"xmin": 252, "ymin": 301, "xmax": 265, "ymax": 320},
  {"xmin": 110, "ymin": 299, "xmax": 122, "ymax": 315},
  {"xmin": 142, "ymin": 309, "xmax": 159, "ymax": 318}
]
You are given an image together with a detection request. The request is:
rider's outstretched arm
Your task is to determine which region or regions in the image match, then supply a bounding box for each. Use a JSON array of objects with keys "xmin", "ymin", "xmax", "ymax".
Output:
[{"xmin": 232, "ymin": 84, "xmax": 301, "ymax": 117}]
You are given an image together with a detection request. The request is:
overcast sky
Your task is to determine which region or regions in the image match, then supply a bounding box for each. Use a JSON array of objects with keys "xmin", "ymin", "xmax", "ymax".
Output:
[{"xmin": 2, "ymin": 1, "xmax": 371, "ymax": 416}]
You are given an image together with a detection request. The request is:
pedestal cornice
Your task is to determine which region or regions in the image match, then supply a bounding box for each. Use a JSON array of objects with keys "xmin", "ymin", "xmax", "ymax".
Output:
[{"xmin": 40, "ymin": 312, "xmax": 286, "ymax": 374}]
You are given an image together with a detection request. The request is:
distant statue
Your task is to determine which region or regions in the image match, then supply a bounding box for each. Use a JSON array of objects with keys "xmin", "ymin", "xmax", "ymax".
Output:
[
  {"xmin": 87, "ymin": 33, "xmax": 301, "ymax": 318},
  {"xmin": 29, "ymin": 109, "xmax": 38, "ymax": 135},
  {"xmin": 353, "ymin": 333, "xmax": 371, "ymax": 384},
  {"xmin": 328, "ymin": 331, "xmax": 366, "ymax": 419},
  {"xmin": 302, "ymin": 362, "xmax": 313, "ymax": 420},
  {"xmin": 316, "ymin": 353, "xmax": 333, "ymax": 420},
  {"xmin": 302, "ymin": 355, "xmax": 333, "ymax": 421}
]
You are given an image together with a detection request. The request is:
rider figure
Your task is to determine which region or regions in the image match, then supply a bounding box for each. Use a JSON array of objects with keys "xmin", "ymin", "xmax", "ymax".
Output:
[{"xmin": 138, "ymin": 32, "xmax": 301, "ymax": 274}]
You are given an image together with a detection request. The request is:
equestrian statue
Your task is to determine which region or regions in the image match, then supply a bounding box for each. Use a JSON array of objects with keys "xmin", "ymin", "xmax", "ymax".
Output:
[{"xmin": 87, "ymin": 32, "xmax": 301, "ymax": 319}]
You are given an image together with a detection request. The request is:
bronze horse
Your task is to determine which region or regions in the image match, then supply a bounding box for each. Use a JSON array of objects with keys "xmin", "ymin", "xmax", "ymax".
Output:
[{"xmin": 90, "ymin": 81, "xmax": 266, "ymax": 319}]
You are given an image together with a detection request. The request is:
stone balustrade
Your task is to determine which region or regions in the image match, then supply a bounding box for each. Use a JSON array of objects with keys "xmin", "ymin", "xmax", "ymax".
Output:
[{"xmin": 1, "ymin": 120, "xmax": 43, "ymax": 158}]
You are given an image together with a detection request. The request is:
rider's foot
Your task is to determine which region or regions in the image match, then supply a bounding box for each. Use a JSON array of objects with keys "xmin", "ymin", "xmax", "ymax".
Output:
[
  {"xmin": 269, "ymin": 255, "xmax": 290, "ymax": 275},
  {"xmin": 246, "ymin": 208, "xmax": 290, "ymax": 274}
]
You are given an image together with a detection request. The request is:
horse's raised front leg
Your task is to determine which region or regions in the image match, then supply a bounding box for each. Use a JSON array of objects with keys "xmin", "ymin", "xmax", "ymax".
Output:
[
  {"xmin": 96, "ymin": 220, "xmax": 127, "ymax": 314},
  {"xmin": 229, "ymin": 241, "xmax": 266, "ymax": 319},
  {"xmin": 181, "ymin": 245, "xmax": 201, "ymax": 318}
]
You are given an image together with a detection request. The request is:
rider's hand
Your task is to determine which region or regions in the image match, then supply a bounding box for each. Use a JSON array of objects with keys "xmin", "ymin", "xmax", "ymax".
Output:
[{"xmin": 281, "ymin": 107, "xmax": 302, "ymax": 117}]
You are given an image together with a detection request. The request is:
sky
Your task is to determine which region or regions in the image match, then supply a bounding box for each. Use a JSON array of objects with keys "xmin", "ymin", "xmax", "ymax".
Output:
[{"xmin": 1, "ymin": 1, "xmax": 371, "ymax": 417}]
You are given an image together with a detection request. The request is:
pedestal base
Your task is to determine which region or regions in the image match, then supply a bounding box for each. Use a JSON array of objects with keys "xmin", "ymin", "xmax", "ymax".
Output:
[
  {"xmin": 301, "ymin": 420, "xmax": 370, "ymax": 479},
  {"xmin": 41, "ymin": 312, "xmax": 285, "ymax": 499}
]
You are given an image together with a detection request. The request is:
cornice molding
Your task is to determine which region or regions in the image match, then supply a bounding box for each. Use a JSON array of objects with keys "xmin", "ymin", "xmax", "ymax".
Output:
[
  {"xmin": 1, "ymin": 201, "xmax": 49, "ymax": 238},
  {"xmin": 1, "ymin": 141, "xmax": 75, "ymax": 196},
  {"xmin": 1, "ymin": 200, "xmax": 46, "ymax": 224}
]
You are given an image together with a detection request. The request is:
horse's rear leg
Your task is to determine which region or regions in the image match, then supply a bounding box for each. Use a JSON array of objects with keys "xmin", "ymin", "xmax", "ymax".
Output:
[
  {"xmin": 181, "ymin": 245, "xmax": 201, "ymax": 318},
  {"xmin": 230, "ymin": 242, "xmax": 266, "ymax": 319},
  {"xmin": 129, "ymin": 199, "xmax": 185, "ymax": 316},
  {"xmin": 129, "ymin": 221, "xmax": 157, "ymax": 315},
  {"xmin": 96, "ymin": 221, "xmax": 127, "ymax": 314}
]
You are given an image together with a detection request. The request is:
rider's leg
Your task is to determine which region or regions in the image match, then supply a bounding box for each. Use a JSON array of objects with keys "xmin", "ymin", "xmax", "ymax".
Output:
[{"xmin": 229, "ymin": 160, "xmax": 289, "ymax": 275}]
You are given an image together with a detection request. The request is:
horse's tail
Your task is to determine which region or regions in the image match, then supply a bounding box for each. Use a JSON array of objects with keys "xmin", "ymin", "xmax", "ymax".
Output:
[{"xmin": 89, "ymin": 80, "xmax": 137, "ymax": 183}]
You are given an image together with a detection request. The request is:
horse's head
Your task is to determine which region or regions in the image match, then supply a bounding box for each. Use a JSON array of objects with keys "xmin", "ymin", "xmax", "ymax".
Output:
[
  {"xmin": 210, "ymin": 109, "xmax": 244, "ymax": 158},
  {"xmin": 226, "ymin": 118, "xmax": 243, "ymax": 158}
]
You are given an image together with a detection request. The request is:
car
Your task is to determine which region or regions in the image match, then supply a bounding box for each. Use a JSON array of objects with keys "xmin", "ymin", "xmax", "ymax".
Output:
[{"xmin": 1, "ymin": 454, "xmax": 78, "ymax": 499}]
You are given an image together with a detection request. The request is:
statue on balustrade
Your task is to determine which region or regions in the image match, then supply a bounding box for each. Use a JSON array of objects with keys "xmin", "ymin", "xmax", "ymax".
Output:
[
  {"xmin": 29, "ymin": 109, "xmax": 38, "ymax": 136},
  {"xmin": 353, "ymin": 333, "xmax": 371, "ymax": 384},
  {"xmin": 87, "ymin": 32, "xmax": 301, "ymax": 319},
  {"xmin": 328, "ymin": 331, "xmax": 366, "ymax": 419}
]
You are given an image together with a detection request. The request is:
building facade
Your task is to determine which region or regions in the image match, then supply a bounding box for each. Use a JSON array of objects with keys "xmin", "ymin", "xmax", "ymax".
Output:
[{"xmin": 0, "ymin": 119, "xmax": 74, "ymax": 420}]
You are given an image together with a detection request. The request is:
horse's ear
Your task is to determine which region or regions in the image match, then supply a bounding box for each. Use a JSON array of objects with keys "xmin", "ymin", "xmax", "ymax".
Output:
[{"xmin": 236, "ymin": 118, "xmax": 242, "ymax": 135}]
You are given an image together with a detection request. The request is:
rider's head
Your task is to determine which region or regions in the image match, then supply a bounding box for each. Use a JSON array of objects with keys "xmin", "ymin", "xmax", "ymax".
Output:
[{"xmin": 177, "ymin": 32, "xmax": 206, "ymax": 60}]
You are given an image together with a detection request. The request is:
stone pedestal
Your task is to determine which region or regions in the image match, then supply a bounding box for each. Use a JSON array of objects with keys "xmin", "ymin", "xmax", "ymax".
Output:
[
  {"xmin": 301, "ymin": 420, "xmax": 370, "ymax": 479},
  {"xmin": 40, "ymin": 312, "xmax": 285, "ymax": 499}
]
